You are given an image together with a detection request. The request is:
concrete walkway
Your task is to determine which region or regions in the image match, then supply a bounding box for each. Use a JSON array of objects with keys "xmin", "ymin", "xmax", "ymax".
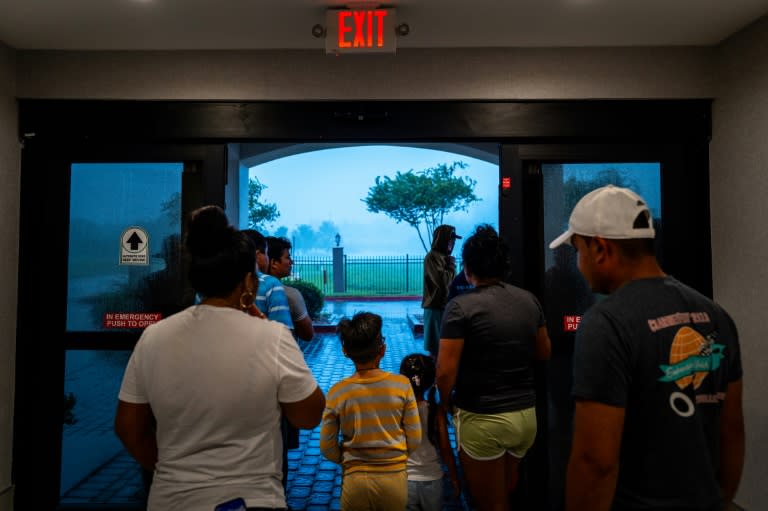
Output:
[{"xmin": 61, "ymin": 300, "xmax": 468, "ymax": 510}]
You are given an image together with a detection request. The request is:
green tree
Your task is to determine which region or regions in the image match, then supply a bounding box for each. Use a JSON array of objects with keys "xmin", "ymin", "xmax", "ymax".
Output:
[
  {"xmin": 291, "ymin": 224, "xmax": 316, "ymax": 254},
  {"xmin": 289, "ymin": 280, "xmax": 325, "ymax": 319},
  {"xmin": 248, "ymin": 177, "xmax": 280, "ymax": 231},
  {"xmin": 317, "ymin": 220, "xmax": 339, "ymax": 248},
  {"xmin": 363, "ymin": 161, "xmax": 479, "ymax": 252}
]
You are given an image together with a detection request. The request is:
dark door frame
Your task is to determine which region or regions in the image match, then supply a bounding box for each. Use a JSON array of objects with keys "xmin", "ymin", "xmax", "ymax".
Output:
[
  {"xmin": 14, "ymin": 140, "xmax": 227, "ymax": 510},
  {"xmin": 17, "ymin": 99, "xmax": 713, "ymax": 295},
  {"xmin": 14, "ymin": 99, "xmax": 712, "ymax": 510}
]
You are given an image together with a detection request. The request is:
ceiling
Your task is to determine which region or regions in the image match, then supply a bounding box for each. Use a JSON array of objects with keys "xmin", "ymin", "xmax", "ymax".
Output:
[{"xmin": 0, "ymin": 0, "xmax": 767, "ymax": 51}]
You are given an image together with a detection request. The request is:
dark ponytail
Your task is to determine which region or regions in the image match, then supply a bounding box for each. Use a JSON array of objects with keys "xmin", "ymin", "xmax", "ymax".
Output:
[
  {"xmin": 186, "ymin": 205, "xmax": 255, "ymax": 298},
  {"xmin": 400, "ymin": 353, "xmax": 438, "ymax": 446},
  {"xmin": 461, "ymin": 224, "xmax": 511, "ymax": 281}
]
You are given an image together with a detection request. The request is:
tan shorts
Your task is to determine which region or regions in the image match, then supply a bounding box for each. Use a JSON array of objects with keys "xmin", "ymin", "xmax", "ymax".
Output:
[
  {"xmin": 341, "ymin": 470, "xmax": 407, "ymax": 511},
  {"xmin": 454, "ymin": 406, "xmax": 537, "ymax": 460}
]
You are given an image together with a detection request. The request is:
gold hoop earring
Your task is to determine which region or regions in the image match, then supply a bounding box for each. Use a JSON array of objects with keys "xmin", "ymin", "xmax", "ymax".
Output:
[{"xmin": 239, "ymin": 290, "xmax": 255, "ymax": 311}]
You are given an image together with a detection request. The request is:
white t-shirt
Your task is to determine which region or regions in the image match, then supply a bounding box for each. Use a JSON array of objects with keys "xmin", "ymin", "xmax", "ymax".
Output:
[
  {"xmin": 118, "ymin": 304, "xmax": 318, "ymax": 511},
  {"xmin": 405, "ymin": 401, "xmax": 444, "ymax": 481}
]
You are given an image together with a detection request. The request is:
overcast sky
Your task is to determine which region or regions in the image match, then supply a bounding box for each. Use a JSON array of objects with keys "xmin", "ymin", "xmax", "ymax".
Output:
[
  {"xmin": 66, "ymin": 156, "xmax": 660, "ymax": 259},
  {"xmin": 249, "ymin": 145, "xmax": 499, "ymax": 256}
]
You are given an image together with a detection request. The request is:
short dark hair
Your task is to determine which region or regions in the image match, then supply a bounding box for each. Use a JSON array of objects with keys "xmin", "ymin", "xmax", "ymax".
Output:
[
  {"xmin": 461, "ymin": 224, "xmax": 511, "ymax": 281},
  {"xmin": 266, "ymin": 236, "xmax": 292, "ymax": 261},
  {"xmin": 612, "ymin": 238, "xmax": 656, "ymax": 259},
  {"xmin": 618, "ymin": 211, "xmax": 657, "ymax": 258},
  {"xmin": 186, "ymin": 206, "xmax": 255, "ymax": 298},
  {"xmin": 580, "ymin": 212, "xmax": 656, "ymax": 260},
  {"xmin": 242, "ymin": 229, "xmax": 267, "ymax": 253},
  {"xmin": 337, "ymin": 312, "xmax": 383, "ymax": 364}
]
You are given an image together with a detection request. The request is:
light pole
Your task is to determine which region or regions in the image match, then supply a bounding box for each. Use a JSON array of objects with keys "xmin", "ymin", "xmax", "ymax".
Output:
[{"xmin": 332, "ymin": 233, "xmax": 345, "ymax": 293}]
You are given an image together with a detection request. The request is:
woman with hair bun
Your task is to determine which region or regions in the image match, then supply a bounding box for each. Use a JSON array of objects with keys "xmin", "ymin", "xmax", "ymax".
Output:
[
  {"xmin": 115, "ymin": 205, "xmax": 325, "ymax": 511},
  {"xmin": 436, "ymin": 224, "xmax": 551, "ymax": 511}
]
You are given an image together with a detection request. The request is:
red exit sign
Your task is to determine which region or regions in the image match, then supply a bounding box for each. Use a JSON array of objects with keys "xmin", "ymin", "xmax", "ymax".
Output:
[{"xmin": 326, "ymin": 8, "xmax": 397, "ymax": 54}]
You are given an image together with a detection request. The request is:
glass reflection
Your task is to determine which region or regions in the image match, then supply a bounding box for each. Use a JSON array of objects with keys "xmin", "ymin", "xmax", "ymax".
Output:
[
  {"xmin": 542, "ymin": 163, "xmax": 661, "ymax": 511},
  {"xmin": 60, "ymin": 349, "xmax": 145, "ymax": 506},
  {"xmin": 67, "ymin": 163, "xmax": 185, "ymax": 332}
]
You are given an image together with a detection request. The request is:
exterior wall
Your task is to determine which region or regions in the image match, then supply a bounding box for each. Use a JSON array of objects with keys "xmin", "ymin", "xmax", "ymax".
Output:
[
  {"xmin": 0, "ymin": 40, "xmax": 18, "ymax": 511},
  {"xmin": 711, "ymin": 14, "xmax": 768, "ymax": 510}
]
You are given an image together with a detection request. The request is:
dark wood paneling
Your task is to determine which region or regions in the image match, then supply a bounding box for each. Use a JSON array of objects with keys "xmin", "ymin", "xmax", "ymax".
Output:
[{"xmin": 19, "ymin": 99, "xmax": 711, "ymax": 142}]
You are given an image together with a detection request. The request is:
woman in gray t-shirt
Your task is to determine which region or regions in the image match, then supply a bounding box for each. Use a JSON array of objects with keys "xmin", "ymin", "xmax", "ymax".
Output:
[{"xmin": 436, "ymin": 224, "xmax": 551, "ymax": 511}]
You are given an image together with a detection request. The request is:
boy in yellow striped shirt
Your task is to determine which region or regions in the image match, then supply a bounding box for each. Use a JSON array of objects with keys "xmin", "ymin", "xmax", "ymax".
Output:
[{"xmin": 320, "ymin": 312, "xmax": 422, "ymax": 511}]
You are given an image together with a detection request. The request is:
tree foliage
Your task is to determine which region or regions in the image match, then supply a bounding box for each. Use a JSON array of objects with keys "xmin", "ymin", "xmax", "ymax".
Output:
[
  {"xmin": 248, "ymin": 177, "xmax": 280, "ymax": 231},
  {"xmin": 562, "ymin": 168, "xmax": 637, "ymax": 216},
  {"xmin": 291, "ymin": 224, "xmax": 316, "ymax": 253},
  {"xmin": 363, "ymin": 161, "xmax": 479, "ymax": 252},
  {"xmin": 317, "ymin": 220, "xmax": 339, "ymax": 247},
  {"xmin": 289, "ymin": 221, "xmax": 340, "ymax": 254},
  {"xmin": 160, "ymin": 192, "xmax": 181, "ymax": 227},
  {"xmin": 288, "ymin": 280, "xmax": 325, "ymax": 319}
]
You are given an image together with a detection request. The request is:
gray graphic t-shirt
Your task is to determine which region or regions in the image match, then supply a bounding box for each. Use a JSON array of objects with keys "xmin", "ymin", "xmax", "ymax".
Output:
[
  {"xmin": 573, "ymin": 277, "xmax": 741, "ymax": 511},
  {"xmin": 442, "ymin": 282, "xmax": 545, "ymax": 414}
]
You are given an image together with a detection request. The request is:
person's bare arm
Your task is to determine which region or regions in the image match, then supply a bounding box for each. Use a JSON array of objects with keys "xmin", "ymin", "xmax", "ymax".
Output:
[
  {"xmin": 403, "ymin": 391, "xmax": 422, "ymax": 456},
  {"xmin": 247, "ymin": 303, "xmax": 266, "ymax": 319},
  {"xmin": 281, "ymin": 386, "xmax": 325, "ymax": 429},
  {"xmin": 719, "ymin": 379, "xmax": 745, "ymax": 510},
  {"xmin": 566, "ymin": 399, "xmax": 625, "ymax": 511},
  {"xmin": 293, "ymin": 315, "xmax": 314, "ymax": 341},
  {"xmin": 436, "ymin": 338, "xmax": 464, "ymax": 408},
  {"xmin": 535, "ymin": 325, "xmax": 552, "ymax": 361},
  {"xmin": 114, "ymin": 400, "xmax": 158, "ymax": 471},
  {"xmin": 436, "ymin": 407, "xmax": 461, "ymax": 498},
  {"xmin": 436, "ymin": 339, "xmax": 464, "ymax": 497},
  {"xmin": 319, "ymin": 402, "xmax": 341, "ymax": 463}
]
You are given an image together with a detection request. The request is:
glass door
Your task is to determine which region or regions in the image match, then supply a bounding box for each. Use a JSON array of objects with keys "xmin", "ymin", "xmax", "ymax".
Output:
[
  {"xmin": 541, "ymin": 161, "xmax": 662, "ymax": 511},
  {"xmin": 62, "ymin": 162, "xmax": 189, "ymax": 506},
  {"xmin": 15, "ymin": 100, "xmax": 713, "ymax": 511},
  {"xmin": 14, "ymin": 144, "xmax": 227, "ymax": 510}
]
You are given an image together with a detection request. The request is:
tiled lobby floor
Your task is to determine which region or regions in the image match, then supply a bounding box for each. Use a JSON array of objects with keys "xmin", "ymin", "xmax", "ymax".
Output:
[{"xmin": 61, "ymin": 300, "xmax": 468, "ymax": 510}]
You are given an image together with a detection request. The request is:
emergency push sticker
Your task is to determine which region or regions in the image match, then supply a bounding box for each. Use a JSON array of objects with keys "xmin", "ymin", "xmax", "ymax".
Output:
[
  {"xmin": 563, "ymin": 315, "xmax": 582, "ymax": 332},
  {"xmin": 103, "ymin": 312, "xmax": 162, "ymax": 329}
]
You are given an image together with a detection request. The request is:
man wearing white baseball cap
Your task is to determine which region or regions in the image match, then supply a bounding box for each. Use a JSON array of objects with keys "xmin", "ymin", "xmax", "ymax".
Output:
[{"xmin": 554, "ymin": 185, "xmax": 744, "ymax": 511}]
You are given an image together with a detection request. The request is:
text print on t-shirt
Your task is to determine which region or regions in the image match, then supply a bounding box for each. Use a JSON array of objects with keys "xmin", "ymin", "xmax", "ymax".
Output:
[{"xmin": 649, "ymin": 312, "xmax": 726, "ymax": 418}]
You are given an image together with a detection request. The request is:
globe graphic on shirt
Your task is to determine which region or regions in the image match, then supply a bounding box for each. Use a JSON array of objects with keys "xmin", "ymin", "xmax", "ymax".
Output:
[{"xmin": 669, "ymin": 326, "xmax": 708, "ymax": 389}]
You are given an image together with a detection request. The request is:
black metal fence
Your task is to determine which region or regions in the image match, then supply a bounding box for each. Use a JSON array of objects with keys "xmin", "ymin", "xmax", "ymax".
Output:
[{"xmin": 292, "ymin": 255, "xmax": 456, "ymax": 296}]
